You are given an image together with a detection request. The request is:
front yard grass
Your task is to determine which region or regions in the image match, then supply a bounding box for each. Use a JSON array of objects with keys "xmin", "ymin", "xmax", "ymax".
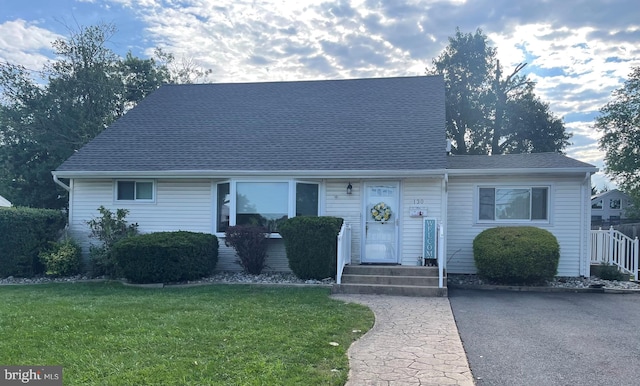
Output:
[{"xmin": 0, "ymin": 282, "xmax": 373, "ymax": 385}]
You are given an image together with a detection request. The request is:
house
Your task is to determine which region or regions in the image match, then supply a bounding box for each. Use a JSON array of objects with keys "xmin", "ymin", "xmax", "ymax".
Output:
[
  {"xmin": 52, "ymin": 76, "xmax": 597, "ymax": 281},
  {"xmin": 0, "ymin": 195, "xmax": 11, "ymax": 207},
  {"xmin": 591, "ymin": 189, "xmax": 633, "ymax": 227}
]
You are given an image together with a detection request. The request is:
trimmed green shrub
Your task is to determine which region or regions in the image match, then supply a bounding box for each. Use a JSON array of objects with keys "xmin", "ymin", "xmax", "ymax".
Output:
[
  {"xmin": 224, "ymin": 225, "xmax": 269, "ymax": 274},
  {"xmin": 39, "ymin": 238, "xmax": 83, "ymax": 277},
  {"xmin": 473, "ymin": 226, "xmax": 560, "ymax": 285},
  {"xmin": 593, "ymin": 263, "xmax": 625, "ymax": 281},
  {"xmin": 0, "ymin": 207, "xmax": 66, "ymax": 277},
  {"xmin": 86, "ymin": 206, "xmax": 139, "ymax": 277},
  {"xmin": 279, "ymin": 216, "xmax": 343, "ymax": 280},
  {"xmin": 111, "ymin": 231, "xmax": 219, "ymax": 284}
]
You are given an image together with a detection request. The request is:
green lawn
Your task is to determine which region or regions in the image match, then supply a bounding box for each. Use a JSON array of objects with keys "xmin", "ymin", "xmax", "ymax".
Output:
[{"xmin": 0, "ymin": 282, "xmax": 373, "ymax": 385}]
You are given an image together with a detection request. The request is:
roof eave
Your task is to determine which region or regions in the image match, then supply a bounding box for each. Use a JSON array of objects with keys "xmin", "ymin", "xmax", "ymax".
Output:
[
  {"xmin": 447, "ymin": 167, "xmax": 598, "ymax": 176},
  {"xmin": 52, "ymin": 169, "xmax": 449, "ymax": 179}
]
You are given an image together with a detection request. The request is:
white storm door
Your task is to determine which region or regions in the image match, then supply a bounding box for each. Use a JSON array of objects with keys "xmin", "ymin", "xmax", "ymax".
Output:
[{"xmin": 362, "ymin": 182, "xmax": 400, "ymax": 264}]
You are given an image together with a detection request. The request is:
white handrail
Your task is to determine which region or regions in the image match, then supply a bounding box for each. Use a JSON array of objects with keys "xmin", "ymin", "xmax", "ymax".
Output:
[
  {"xmin": 590, "ymin": 226, "xmax": 639, "ymax": 278},
  {"xmin": 438, "ymin": 223, "xmax": 445, "ymax": 288},
  {"xmin": 336, "ymin": 223, "xmax": 351, "ymax": 284}
]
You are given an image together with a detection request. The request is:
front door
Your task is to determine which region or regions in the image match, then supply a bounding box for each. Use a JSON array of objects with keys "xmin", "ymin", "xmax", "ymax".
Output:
[{"xmin": 362, "ymin": 182, "xmax": 400, "ymax": 264}]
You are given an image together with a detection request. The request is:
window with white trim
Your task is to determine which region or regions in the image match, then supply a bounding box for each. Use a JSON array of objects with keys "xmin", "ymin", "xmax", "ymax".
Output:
[
  {"xmin": 216, "ymin": 180, "xmax": 320, "ymax": 233},
  {"xmin": 116, "ymin": 180, "xmax": 154, "ymax": 201},
  {"xmin": 478, "ymin": 186, "xmax": 549, "ymax": 222}
]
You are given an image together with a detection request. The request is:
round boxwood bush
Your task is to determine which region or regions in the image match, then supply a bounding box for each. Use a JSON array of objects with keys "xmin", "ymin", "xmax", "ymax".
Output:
[
  {"xmin": 111, "ymin": 231, "xmax": 219, "ymax": 284},
  {"xmin": 473, "ymin": 226, "xmax": 560, "ymax": 285},
  {"xmin": 279, "ymin": 216, "xmax": 343, "ymax": 280}
]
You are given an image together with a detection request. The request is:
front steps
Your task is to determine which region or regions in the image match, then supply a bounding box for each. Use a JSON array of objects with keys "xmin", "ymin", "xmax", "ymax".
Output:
[{"xmin": 332, "ymin": 265, "xmax": 447, "ymax": 297}]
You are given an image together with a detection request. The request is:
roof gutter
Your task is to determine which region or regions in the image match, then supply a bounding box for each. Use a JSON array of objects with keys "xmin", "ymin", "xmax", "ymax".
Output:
[
  {"xmin": 447, "ymin": 167, "xmax": 598, "ymax": 176},
  {"xmin": 52, "ymin": 173, "xmax": 70, "ymax": 191},
  {"xmin": 51, "ymin": 169, "xmax": 450, "ymax": 179}
]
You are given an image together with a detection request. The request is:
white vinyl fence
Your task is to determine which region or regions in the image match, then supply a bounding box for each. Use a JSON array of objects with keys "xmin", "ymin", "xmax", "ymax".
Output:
[{"xmin": 591, "ymin": 227, "xmax": 639, "ymax": 278}]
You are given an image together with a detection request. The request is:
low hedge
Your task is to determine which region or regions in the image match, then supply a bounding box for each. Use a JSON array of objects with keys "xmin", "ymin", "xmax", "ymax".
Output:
[
  {"xmin": 111, "ymin": 231, "xmax": 219, "ymax": 284},
  {"xmin": 473, "ymin": 226, "xmax": 560, "ymax": 285},
  {"xmin": 279, "ymin": 216, "xmax": 343, "ymax": 280},
  {"xmin": 0, "ymin": 207, "xmax": 67, "ymax": 277}
]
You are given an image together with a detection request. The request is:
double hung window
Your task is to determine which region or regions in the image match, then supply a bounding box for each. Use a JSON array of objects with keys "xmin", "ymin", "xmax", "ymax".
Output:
[{"xmin": 478, "ymin": 186, "xmax": 549, "ymax": 222}]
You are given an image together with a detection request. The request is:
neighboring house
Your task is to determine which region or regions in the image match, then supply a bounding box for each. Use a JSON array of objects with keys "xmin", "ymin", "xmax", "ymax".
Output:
[
  {"xmin": 52, "ymin": 76, "xmax": 597, "ymax": 277},
  {"xmin": 591, "ymin": 189, "xmax": 633, "ymax": 226},
  {"xmin": 0, "ymin": 195, "xmax": 11, "ymax": 207}
]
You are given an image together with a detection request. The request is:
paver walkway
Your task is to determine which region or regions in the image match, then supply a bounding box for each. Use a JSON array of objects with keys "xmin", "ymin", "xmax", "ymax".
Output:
[{"xmin": 332, "ymin": 294, "xmax": 474, "ymax": 386}]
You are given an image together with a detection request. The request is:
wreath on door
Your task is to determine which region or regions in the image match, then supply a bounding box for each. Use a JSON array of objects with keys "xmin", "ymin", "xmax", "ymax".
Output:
[{"xmin": 371, "ymin": 202, "xmax": 392, "ymax": 222}]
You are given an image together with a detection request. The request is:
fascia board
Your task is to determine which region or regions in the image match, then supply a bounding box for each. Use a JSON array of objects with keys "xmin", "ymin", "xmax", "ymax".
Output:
[
  {"xmin": 52, "ymin": 169, "xmax": 449, "ymax": 179},
  {"xmin": 447, "ymin": 167, "xmax": 598, "ymax": 176}
]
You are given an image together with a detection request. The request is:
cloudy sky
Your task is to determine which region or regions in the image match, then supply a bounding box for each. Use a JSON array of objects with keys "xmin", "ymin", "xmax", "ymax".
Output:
[{"xmin": 1, "ymin": 0, "xmax": 639, "ymax": 188}]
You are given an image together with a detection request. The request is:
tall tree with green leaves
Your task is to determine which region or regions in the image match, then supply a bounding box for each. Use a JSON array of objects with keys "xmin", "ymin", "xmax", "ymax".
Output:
[
  {"xmin": 596, "ymin": 66, "xmax": 640, "ymax": 215},
  {"xmin": 427, "ymin": 28, "xmax": 571, "ymax": 155},
  {"xmin": 0, "ymin": 23, "xmax": 173, "ymax": 209}
]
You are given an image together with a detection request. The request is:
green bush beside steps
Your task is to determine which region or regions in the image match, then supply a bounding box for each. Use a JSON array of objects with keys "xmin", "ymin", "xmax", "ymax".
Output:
[{"xmin": 279, "ymin": 216, "xmax": 343, "ymax": 280}]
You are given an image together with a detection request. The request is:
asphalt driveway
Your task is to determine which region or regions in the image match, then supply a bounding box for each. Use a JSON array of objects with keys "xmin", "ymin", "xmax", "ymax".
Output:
[{"xmin": 449, "ymin": 289, "xmax": 640, "ymax": 386}]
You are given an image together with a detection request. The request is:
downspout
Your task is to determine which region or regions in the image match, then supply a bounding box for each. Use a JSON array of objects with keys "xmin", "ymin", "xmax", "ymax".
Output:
[
  {"xmin": 52, "ymin": 173, "xmax": 72, "ymax": 234},
  {"xmin": 52, "ymin": 173, "xmax": 70, "ymax": 192},
  {"xmin": 581, "ymin": 172, "xmax": 590, "ymax": 277}
]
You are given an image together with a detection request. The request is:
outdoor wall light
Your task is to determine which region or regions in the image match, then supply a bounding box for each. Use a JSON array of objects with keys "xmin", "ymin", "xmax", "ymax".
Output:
[{"xmin": 347, "ymin": 182, "xmax": 353, "ymax": 195}]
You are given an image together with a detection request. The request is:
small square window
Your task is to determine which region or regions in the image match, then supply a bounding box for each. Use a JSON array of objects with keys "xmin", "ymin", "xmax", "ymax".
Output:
[{"xmin": 117, "ymin": 181, "xmax": 154, "ymax": 201}]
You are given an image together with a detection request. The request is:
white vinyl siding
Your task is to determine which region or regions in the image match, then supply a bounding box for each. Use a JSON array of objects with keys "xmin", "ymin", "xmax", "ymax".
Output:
[
  {"xmin": 215, "ymin": 239, "xmax": 289, "ymax": 272},
  {"xmin": 69, "ymin": 179, "xmax": 301, "ymax": 272},
  {"xmin": 70, "ymin": 179, "xmax": 212, "ymax": 248},
  {"xmin": 401, "ymin": 179, "xmax": 444, "ymax": 266},
  {"xmin": 325, "ymin": 180, "xmax": 362, "ymax": 263},
  {"xmin": 447, "ymin": 175, "xmax": 588, "ymax": 277},
  {"xmin": 324, "ymin": 178, "xmax": 446, "ymax": 266}
]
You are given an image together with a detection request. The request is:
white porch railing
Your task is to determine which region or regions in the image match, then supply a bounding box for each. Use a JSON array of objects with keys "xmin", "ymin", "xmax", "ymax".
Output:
[
  {"xmin": 591, "ymin": 227, "xmax": 639, "ymax": 278},
  {"xmin": 438, "ymin": 223, "xmax": 445, "ymax": 288},
  {"xmin": 336, "ymin": 223, "xmax": 352, "ymax": 284}
]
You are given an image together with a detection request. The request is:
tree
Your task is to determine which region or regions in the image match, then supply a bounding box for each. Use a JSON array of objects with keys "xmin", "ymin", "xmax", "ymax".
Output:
[
  {"xmin": 0, "ymin": 23, "xmax": 172, "ymax": 208},
  {"xmin": 153, "ymin": 48, "xmax": 213, "ymax": 84},
  {"xmin": 427, "ymin": 28, "xmax": 571, "ymax": 155},
  {"xmin": 596, "ymin": 66, "xmax": 640, "ymax": 211}
]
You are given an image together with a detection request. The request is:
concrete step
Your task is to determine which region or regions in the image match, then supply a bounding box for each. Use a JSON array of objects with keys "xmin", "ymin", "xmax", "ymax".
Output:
[
  {"xmin": 332, "ymin": 283, "xmax": 447, "ymax": 297},
  {"xmin": 343, "ymin": 265, "xmax": 439, "ymax": 277},
  {"xmin": 341, "ymin": 274, "xmax": 440, "ymax": 287}
]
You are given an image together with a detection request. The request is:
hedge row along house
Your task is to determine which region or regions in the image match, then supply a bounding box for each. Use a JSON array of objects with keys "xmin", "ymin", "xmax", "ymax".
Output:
[{"xmin": 53, "ymin": 76, "xmax": 597, "ymax": 292}]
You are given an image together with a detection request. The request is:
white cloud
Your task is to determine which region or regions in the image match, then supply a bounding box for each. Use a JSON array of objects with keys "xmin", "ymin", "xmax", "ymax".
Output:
[
  {"xmin": 0, "ymin": 19, "xmax": 61, "ymax": 70},
  {"xmin": 6, "ymin": 0, "xmax": 640, "ymax": 189}
]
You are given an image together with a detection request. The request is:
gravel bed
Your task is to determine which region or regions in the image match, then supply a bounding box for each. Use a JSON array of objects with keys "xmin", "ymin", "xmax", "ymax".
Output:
[
  {"xmin": 448, "ymin": 274, "xmax": 640, "ymax": 290},
  {"xmin": 3, "ymin": 272, "xmax": 638, "ymax": 290},
  {"xmin": 0, "ymin": 272, "xmax": 335, "ymax": 286}
]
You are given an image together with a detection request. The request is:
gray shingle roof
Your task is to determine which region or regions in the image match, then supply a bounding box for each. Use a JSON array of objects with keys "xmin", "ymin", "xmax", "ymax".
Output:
[
  {"xmin": 56, "ymin": 76, "xmax": 447, "ymax": 174},
  {"xmin": 447, "ymin": 152, "xmax": 596, "ymax": 170}
]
